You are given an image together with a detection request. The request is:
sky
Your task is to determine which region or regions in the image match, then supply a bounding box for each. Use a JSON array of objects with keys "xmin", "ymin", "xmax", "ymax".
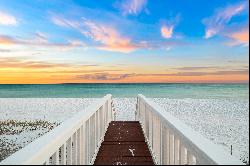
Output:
[{"xmin": 0, "ymin": 0, "xmax": 249, "ymax": 83}]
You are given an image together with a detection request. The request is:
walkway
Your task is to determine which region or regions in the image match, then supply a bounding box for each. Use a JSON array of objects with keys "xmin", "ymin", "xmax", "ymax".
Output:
[{"xmin": 94, "ymin": 121, "xmax": 154, "ymax": 165}]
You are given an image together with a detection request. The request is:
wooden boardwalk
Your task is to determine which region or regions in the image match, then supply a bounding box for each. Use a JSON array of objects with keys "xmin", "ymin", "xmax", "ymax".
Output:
[{"xmin": 94, "ymin": 121, "xmax": 154, "ymax": 165}]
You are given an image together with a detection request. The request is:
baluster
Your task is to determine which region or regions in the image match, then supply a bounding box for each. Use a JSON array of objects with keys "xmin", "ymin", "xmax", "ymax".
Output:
[
  {"xmin": 150, "ymin": 111, "xmax": 153, "ymax": 147},
  {"xmin": 145, "ymin": 104, "xmax": 149, "ymax": 138},
  {"xmin": 61, "ymin": 144, "xmax": 66, "ymax": 165},
  {"xmin": 106, "ymin": 102, "xmax": 108, "ymax": 126},
  {"xmin": 97, "ymin": 108, "xmax": 100, "ymax": 144},
  {"xmin": 163, "ymin": 127, "xmax": 170, "ymax": 165},
  {"xmin": 169, "ymin": 132, "xmax": 175, "ymax": 165},
  {"xmin": 89, "ymin": 116, "xmax": 93, "ymax": 162},
  {"xmin": 151, "ymin": 112, "xmax": 154, "ymax": 149},
  {"xmin": 109, "ymin": 99, "xmax": 111, "ymax": 121},
  {"xmin": 66, "ymin": 137, "xmax": 72, "ymax": 165},
  {"xmin": 86, "ymin": 120, "xmax": 90, "ymax": 164},
  {"xmin": 92, "ymin": 113, "xmax": 94, "ymax": 155},
  {"xmin": 154, "ymin": 116, "xmax": 161, "ymax": 164},
  {"xmin": 51, "ymin": 150, "xmax": 59, "ymax": 165},
  {"xmin": 159, "ymin": 122, "xmax": 163, "ymax": 165},
  {"xmin": 80, "ymin": 125, "xmax": 85, "ymax": 165},
  {"xmin": 193, "ymin": 156, "xmax": 197, "ymax": 165},
  {"xmin": 161, "ymin": 126, "xmax": 166, "ymax": 165},
  {"xmin": 51, "ymin": 152, "xmax": 56, "ymax": 165},
  {"xmin": 94, "ymin": 111, "xmax": 97, "ymax": 150},
  {"xmin": 104, "ymin": 103, "xmax": 106, "ymax": 129},
  {"xmin": 179, "ymin": 144, "xmax": 186, "ymax": 165},
  {"xmin": 72, "ymin": 133, "xmax": 77, "ymax": 165},
  {"xmin": 45, "ymin": 157, "xmax": 50, "ymax": 165},
  {"xmin": 92, "ymin": 115, "xmax": 95, "ymax": 158},
  {"xmin": 77, "ymin": 129, "xmax": 81, "ymax": 165},
  {"xmin": 174, "ymin": 138, "xmax": 179, "ymax": 164},
  {"xmin": 187, "ymin": 151, "xmax": 194, "ymax": 165},
  {"xmin": 165, "ymin": 127, "xmax": 170, "ymax": 165}
]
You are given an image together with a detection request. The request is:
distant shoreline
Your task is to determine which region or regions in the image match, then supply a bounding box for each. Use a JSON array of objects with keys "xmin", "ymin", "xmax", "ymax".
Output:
[{"xmin": 0, "ymin": 82, "xmax": 249, "ymax": 85}]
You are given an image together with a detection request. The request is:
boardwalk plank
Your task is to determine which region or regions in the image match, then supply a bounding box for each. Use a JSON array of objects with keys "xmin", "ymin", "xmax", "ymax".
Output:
[{"xmin": 94, "ymin": 121, "xmax": 154, "ymax": 165}]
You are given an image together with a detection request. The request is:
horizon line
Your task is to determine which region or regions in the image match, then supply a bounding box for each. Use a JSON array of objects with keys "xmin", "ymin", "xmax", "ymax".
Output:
[{"xmin": 0, "ymin": 82, "xmax": 249, "ymax": 85}]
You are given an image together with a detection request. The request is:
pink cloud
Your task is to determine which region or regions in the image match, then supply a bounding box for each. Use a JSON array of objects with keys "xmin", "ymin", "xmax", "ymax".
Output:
[
  {"xmin": 51, "ymin": 16, "xmax": 187, "ymax": 52},
  {"xmin": 225, "ymin": 27, "xmax": 249, "ymax": 46},
  {"xmin": 203, "ymin": 2, "xmax": 248, "ymax": 39},
  {"xmin": 160, "ymin": 14, "xmax": 180, "ymax": 39},
  {"xmin": 51, "ymin": 16, "xmax": 137, "ymax": 52},
  {"xmin": 0, "ymin": 11, "xmax": 17, "ymax": 26},
  {"xmin": 116, "ymin": 0, "xmax": 147, "ymax": 16},
  {"xmin": 81, "ymin": 19, "xmax": 138, "ymax": 53},
  {"xmin": 161, "ymin": 25, "xmax": 174, "ymax": 39}
]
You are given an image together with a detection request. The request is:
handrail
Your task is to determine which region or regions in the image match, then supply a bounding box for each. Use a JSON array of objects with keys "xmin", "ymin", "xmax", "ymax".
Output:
[
  {"xmin": 0, "ymin": 94, "xmax": 113, "ymax": 165},
  {"xmin": 136, "ymin": 94, "xmax": 243, "ymax": 165}
]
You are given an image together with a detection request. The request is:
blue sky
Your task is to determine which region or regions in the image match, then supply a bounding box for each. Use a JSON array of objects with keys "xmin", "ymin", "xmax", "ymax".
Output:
[{"xmin": 0, "ymin": 0, "xmax": 249, "ymax": 83}]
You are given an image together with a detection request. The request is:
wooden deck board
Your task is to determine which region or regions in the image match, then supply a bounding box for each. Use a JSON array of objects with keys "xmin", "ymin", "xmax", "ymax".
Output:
[{"xmin": 94, "ymin": 121, "xmax": 154, "ymax": 165}]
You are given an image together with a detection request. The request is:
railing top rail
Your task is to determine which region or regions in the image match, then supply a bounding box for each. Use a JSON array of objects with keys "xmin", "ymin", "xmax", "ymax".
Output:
[
  {"xmin": 0, "ymin": 94, "xmax": 112, "ymax": 165},
  {"xmin": 137, "ymin": 94, "xmax": 243, "ymax": 165}
]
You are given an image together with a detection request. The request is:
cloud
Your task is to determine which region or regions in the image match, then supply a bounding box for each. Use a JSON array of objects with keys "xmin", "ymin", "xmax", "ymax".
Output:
[
  {"xmin": 173, "ymin": 66, "xmax": 220, "ymax": 71},
  {"xmin": 52, "ymin": 16, "xmax": 141, "ymax": 53},
  {"xmin": 81, "ymin": 18, "xmax": 139, "ymax": 53},
  {"xmin": 0, "ymin": 34, "xmax": 86, "ymax": 49},
  {"xmin": 34, "ymin": 32, "xmax": 48, "ymax": 43},
  {"xmin": 0, "ymin": 35, "xmax": 15, "ymax": 45},
  {"xmin": 161, "ymin": 25, "xmax": 174, "ymax": 39},
  {"xmin": 0, "ymin": 49, "xmax": 11, "ymax": 52},
  {"xmin": 161, "ymin": 69, "xmax": 248, "ymax": 76},
  {"xmin": 203, "ymin": 2, "xmax": 248, "ymax": 39},
  {"xmin": 161, "ymin": 14, "xmax": 180, "ymax": 39},
  {"xmin": 0, "ymin": 11, "xmax": 18, "ymax": 26},
  {"xmin": 115, "ymin": 0, "xmax": 148, "ymax": 16},
  {"xmin": 141, "ymin": 40, "xmax": 187, "ymax": 49},
  {"xmin": 0, "ymin": 57, "xmax": 71, "ymax": 69},
  {"xmin": 51, "ymin": 16, "xmax": 187, "ymax": 52},
  {"xmin": 75, "ymin": 69, "xmax": 248, "ymax": 81},
  {"xmin": 76, "ymin": 73, "xmax": 136, "ymax": 80},
  {"xmin": 225, "ymin": 26, "xmax": 249, "ymax": 46},
  {"xmin": 159, "ymin": 69, "xmax": 249, "ymax": 76},
  {"xmin": 51, "ymin": 16, "xmax": 80, "ymax": 29}
]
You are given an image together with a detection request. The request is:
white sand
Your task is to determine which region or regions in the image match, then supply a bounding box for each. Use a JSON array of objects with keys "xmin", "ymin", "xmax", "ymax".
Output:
[
  {"xmin": 0, "ymin": 98, "xmax": 248, "ymax": 163},
  {"xmin": 0, "ymin": 98, "xmax": 101, "ymax": 122}
]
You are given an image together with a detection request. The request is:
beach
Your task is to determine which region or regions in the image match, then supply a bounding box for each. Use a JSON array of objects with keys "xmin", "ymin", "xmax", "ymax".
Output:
[{"xmin": 0, "ymin": 97, "xmax": 248, "ymax": 163}]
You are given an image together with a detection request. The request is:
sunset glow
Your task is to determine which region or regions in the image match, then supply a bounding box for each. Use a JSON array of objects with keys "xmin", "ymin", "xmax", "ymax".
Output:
[{"xmin": 0, "ymin": 0, "xmax": 249, "ymax": 83}]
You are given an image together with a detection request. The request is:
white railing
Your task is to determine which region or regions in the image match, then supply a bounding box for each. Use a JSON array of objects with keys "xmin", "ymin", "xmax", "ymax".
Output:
[
  {"xmin": 136, "ymin": 94, "xmax": 243, "ymax": 165},
  {"xmin": 0, "ymin": 94, "xmax": 114, "ymax": 165}
]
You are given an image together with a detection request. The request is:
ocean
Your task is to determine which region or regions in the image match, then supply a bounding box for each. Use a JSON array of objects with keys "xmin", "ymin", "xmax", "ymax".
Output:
[{"xmin": 0, "ymin": 83, "xmax": 248, "ymax": 99}]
